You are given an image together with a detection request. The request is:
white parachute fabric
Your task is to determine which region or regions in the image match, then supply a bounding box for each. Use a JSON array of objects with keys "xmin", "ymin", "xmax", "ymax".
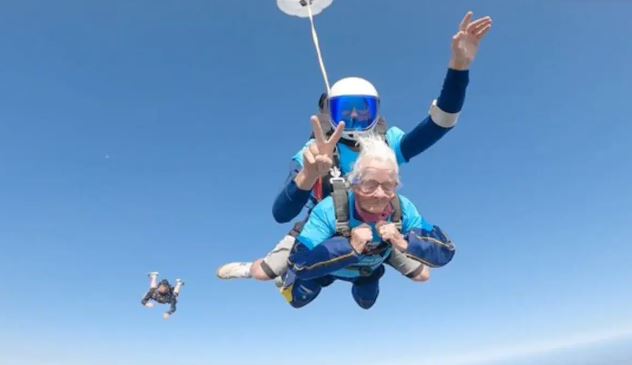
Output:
[
  {"xmin": 277, "ymin": 0, "xmax": 332, "ymax": 18},
  {"xmin": 276, "ymin": 0, "xmax": 333, "ymax": 93}
]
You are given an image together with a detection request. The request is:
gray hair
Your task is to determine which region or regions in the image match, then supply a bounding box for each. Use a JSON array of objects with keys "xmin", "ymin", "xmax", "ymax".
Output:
[{"xmin": 347, "ymin": 133, "xmax": 399, "ymax": 184}]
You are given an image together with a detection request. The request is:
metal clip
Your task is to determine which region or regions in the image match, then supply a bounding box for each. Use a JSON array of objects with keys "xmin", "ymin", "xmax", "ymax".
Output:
[{"xmin": 329, "ymin": 166, "xmax": 346, "ymax": 185}]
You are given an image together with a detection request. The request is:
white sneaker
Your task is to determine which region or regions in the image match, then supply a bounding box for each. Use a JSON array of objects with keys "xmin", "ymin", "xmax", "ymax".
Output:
[
  {"xmin": 216, "ymin": 262, "xmax": 252, "ymax": 280},
  {"xmin": 148, "ymin": 271, "xmax": 159, "ymax": 278}
]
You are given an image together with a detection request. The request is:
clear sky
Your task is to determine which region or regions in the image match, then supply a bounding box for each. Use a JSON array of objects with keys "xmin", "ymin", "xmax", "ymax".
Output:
[{"xmin": 1, "ymin": 1, "xmax": 631, "ymax": 364}]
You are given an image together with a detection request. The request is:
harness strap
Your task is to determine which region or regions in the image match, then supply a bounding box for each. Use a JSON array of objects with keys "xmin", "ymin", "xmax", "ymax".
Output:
[
  {"xmin": 330, "ymin": 171, "xmax": 350, "ymax": 237},
  {"xmin": 318, "ymin": 146, "xmax": 340, "ymax": 200},
  {"xmin": 391, "ymin": 196, "xmax": 403, "ymax": 232},
  {"xmin": 288, "ymin": 220, "xmax": 307, "ymax": 238}
]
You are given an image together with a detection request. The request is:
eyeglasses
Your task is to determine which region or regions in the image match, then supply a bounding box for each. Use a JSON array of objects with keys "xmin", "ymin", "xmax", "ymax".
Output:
[{"xmin": 354, "ymin": 179, "xmax": 398, "ymax": 195}]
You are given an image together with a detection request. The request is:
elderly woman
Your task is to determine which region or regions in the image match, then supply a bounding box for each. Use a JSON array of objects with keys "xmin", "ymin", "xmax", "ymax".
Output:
[{"xmin": 283, "ymin": 135, "xmax": 454, "ymax": 309}]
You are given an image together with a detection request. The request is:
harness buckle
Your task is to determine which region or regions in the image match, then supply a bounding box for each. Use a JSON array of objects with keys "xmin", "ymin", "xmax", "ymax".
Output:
[
  {"xmin": 335, "ymin": 221, "xmax": 351, "ymax": 237},
  {"xmin": 329, "ymin": 166, "xmax": 344, "ymax": 183}
]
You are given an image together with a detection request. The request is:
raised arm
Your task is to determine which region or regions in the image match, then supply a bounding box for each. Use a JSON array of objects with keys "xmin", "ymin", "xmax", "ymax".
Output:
[
  {"xmin": 140, "ymin": 289, "xmax": 154, "ymax": 306},
  {"xmin": 272, "ymin": 117, "xmax": 344, "ymax": 223},
  {"xmin": 272, "ymin": 159, "xmax": 312, "ymax": 223},
  {"xmin": 400, "ymin": 11, "xmax": 492, "ymax": 161}
]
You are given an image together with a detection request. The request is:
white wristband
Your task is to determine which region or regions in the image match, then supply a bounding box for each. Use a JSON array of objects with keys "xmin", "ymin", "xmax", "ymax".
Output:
[{"xmin": 429, "ymin": 99, "xmax": 460, "ymax": 128}]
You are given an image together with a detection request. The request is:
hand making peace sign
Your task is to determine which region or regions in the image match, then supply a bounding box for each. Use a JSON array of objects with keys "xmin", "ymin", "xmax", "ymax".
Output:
[
  {"xmin": 449, "ymin": 11, "xmax": 493, "ymax": 71},
  {"xmin": 303, "ymin": 115, "xmax": 345, "ymax": 178},
  {"xmin": 293, "ymin": 116, "xmax": 345, "ymax": 190}
]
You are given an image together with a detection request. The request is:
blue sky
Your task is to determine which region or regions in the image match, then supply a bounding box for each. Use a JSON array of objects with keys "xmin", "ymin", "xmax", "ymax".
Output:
[{"xmin": 1, "ymin": 1, "xmax": 631, "ymax": 364}]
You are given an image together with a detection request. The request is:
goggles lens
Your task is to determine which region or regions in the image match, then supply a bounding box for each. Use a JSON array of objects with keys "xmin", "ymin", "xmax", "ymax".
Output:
[{"xmin": 329, "ymin": 95, "xmax": 379, "ymax": 131}]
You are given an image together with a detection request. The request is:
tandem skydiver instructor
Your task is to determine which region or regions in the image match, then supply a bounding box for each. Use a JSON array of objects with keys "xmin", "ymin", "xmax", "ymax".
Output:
[{"xmin": 217, "ymin": 11, "xmax": 492, "ymax": 283}]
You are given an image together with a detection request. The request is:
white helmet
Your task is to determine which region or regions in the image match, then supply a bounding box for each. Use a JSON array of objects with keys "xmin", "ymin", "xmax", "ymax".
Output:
[{"xmin": 328, "ymin": 77, "xmax": 380, "ymax": 141}]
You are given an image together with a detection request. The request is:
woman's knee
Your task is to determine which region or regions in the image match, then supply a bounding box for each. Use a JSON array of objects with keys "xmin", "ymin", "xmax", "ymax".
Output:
[{"xmin": 250, "ymin": 260, "xmax": 274, "ymax": 281}]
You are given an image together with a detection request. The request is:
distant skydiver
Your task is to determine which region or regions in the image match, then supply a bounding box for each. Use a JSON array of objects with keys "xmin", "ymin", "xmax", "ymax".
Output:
[
  {"xmin": 141, "ymin": 272, "xmax": 184, "ymax": 320},
  {"xmin": 217, "ymin": 11, "xmax": 492, "ymax": 284}
]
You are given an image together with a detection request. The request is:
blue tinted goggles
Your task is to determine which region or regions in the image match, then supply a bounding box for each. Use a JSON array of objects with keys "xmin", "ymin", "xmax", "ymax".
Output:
[{"xmin": 328, "ymin": 95, "xmax": 379, "ymax": 132}]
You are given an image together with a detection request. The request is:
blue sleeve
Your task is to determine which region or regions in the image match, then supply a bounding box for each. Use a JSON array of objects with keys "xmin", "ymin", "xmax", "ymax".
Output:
[
  {"xmin": 271, "ymin": 141, "xmax": 315, "ymax": 223},
  {"xmin": 399, "ymin": 195, "xmax": 455, "ymax": 268},
  {"xmin": 405, "ymin": 226, "xmax": 455, "ymax": 268},
  {"xmin": 400, "ymin": 69, "xmax": 469, "ymax": 162},
  {"xmin": 437, "ymin": 68, "xmax": 469, "ymax": 113},
  {"xmin": 291, "ymin": 238, "xmax": 360, "ymax": 280},
  {"xmin": 272, "ymin": 160, "xmax": 313, "ymax": 223}
]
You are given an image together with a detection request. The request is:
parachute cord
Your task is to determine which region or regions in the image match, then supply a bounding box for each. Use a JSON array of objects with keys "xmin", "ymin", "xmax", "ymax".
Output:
[{"xmin": 307, "ymin": 1, "xmax": 331, "ymax": 95}]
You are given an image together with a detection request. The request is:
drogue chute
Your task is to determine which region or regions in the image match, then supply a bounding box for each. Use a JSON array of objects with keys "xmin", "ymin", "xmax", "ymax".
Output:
[
  {"xmin": 277, "ymin": 0, "xmax": 333, "ymax": 18},
  {"xmin": 276, "ymin": 0, "xmax": 334, "ymax": 93}
]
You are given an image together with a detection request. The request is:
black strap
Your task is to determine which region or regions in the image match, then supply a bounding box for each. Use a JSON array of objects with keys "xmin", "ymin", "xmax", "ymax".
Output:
[
  {"xmin": 337, "ymin": 137, "xmax": 359, "ymax": 149},
  {"xmin": 288, "ymin": 220, "xmax": 306, "ymax": 238},
  {"xmin": 363, "ymin": 241, "xmax": 390, "ymax": 256},
  {"xmin": 331, "ymin": 173, "xmax": 350, "ymax": 237},
  {"xmin": 318, "ymin": 146, "xmax": 340, "ymax": 199},
  {"xmin": 391, "ymin": 196, "xmax": 403, "ymax": 232}
]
